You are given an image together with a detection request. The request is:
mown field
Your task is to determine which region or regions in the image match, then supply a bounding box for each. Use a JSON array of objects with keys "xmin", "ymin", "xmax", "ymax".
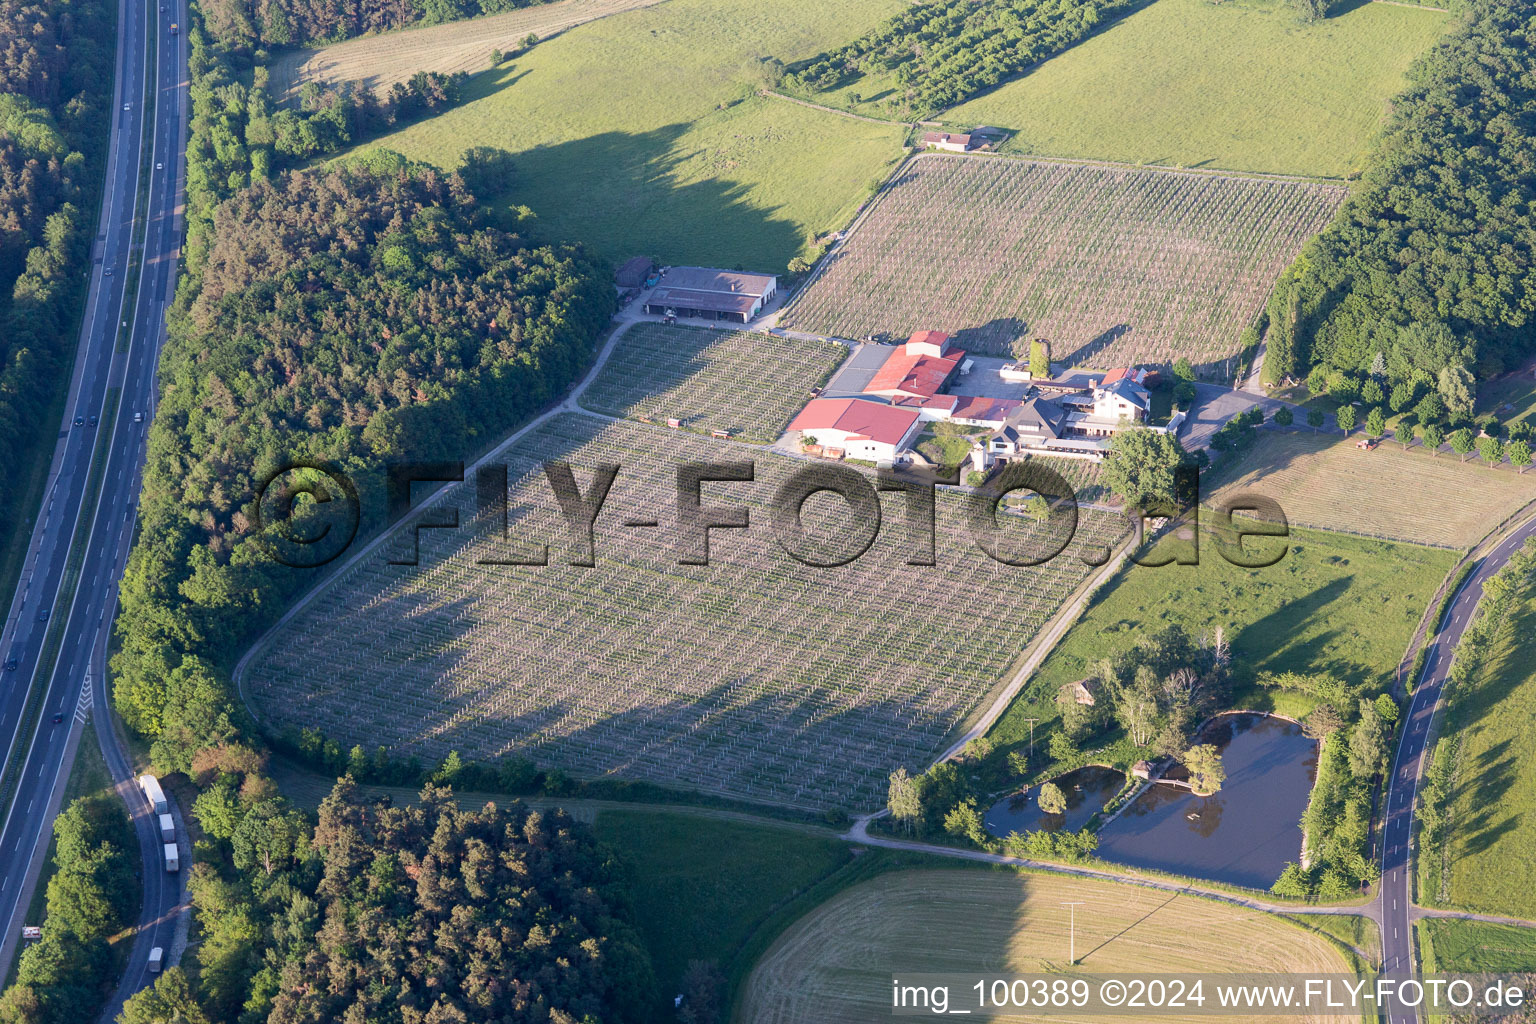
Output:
[
  {"xmin": 1436, "ymin": 593, "xmax": 1536, "ymax": 918},
  {"xmin": 270, "ymin": 0, "xmax": 669, "ymax": 99},
  {"xmin": 988, "ymin": 522, "xmax": 1455, "ymax": 748},
  {"xmin": 779, "ymin": 156, "xmax": 1344, "ymax": 373},
  {"xmin": 948, "ymin": 0, "xmax": 1448, "ymax": 179},
  {"xmin": 243, "ymin": 413, "xmax": 1129, "ymax": 813},
  {"xmin": 579, "ymin": 324, "xmax": 845, "ymax": 442},
  {"xmin": 737, "ymin": 869, "xmax": 1351, "ymax": 1023},
  {"xmin": 1418, "ymin": 918, "xmax": 1536, "ymax": 973},
  {"xmin": 346, "ymin": 0, "xmax": 909, "ymax": 270},
  {"xmin": 1205, "ymin": 429, "xmax": 1534, "ymax": 549}
]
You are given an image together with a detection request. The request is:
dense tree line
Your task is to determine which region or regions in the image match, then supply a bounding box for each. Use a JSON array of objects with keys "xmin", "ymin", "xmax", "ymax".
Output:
[
  {"xmin": 1265, "ymin": 0, "xmax": 1536, "ymax": 397},
  {"xmin": 121, "ymin": 777, "xmax": 657, "ymax": 1024},
  {"xmin": 783, "ymin": 0, "xmax": 1144, "ymax": 118},
  {"xmin": 0, "ymin": 0, "xmax": 113, "ymax": 568},
  {"xmin": 0, "ymin": 795, "xmax": 138, "ymax": 1024},
  {"xmin": 200, "ymin": 0, "xmax": 553, "ymax": 51},
  {"xmin": 113, "ymin": 157, "xmax": 611, "ymax": 737},
  {"xmin": 185, "ymin": 26, "xmax": 467, "ymax": 268}
]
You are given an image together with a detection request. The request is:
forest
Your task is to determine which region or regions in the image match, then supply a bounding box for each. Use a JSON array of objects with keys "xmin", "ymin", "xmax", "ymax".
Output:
[
  {"xmin": 1265, "ymin": 0, "xmax": 1536, "ymax": 394},
  {"xmin": 783, "ymin": 0, "xmax": 1144, "ymax": 117},
  {"xmin": 88, "ymin": 153, "xmax": 618, "ymax": 1023},
  {"xmin": 0, "ymin": 0, "xmax": 114, "ymax": 572}
]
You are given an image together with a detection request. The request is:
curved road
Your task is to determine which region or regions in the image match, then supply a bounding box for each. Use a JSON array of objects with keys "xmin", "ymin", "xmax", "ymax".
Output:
[
  {"xmin": 0, "ymin": 0, "xmax": 189, "ymax": 1006},
  {"xmin": 1378, "ymin": 512, "xmax": 1536, "ymax": 1024}
]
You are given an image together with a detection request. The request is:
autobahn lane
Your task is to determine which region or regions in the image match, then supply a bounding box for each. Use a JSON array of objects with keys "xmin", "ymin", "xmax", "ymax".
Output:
[
  {"xmin": 1379, "ymin": 511, "xmax": 1536, "ymax": 1024},
  {"xmin": 0, "ymin": 0, "xmax": 189, "ymax": 993}
]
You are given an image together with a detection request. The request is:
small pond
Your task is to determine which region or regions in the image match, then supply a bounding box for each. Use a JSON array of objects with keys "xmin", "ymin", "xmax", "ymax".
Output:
[
  {"xmin": 1096, "ymin": 713, "xmax": 1318, "ymax": 890},
  {"xmin": 984, "ymin": 765, "xmax": 1124, "ymax": 836}
]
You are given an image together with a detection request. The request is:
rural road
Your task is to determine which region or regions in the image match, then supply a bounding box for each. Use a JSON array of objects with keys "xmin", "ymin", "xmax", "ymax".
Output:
[
  {"xmin": 1377, "ymin": 511, "xmax": 1536, "ymax": 1024},
  {"xmin": 0, "ymin": 0, "xmax": 190, "ymax": 1005}
]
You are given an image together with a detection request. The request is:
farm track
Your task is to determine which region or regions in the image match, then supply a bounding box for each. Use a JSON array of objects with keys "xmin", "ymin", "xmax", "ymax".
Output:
[{"xmin": 269, "ymin": 0, "xmax": 672, "ymax": 99}]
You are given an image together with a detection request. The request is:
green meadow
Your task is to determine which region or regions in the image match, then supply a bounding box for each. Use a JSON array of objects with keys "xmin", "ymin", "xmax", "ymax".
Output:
[
  {"xmin": 352, "ymin": 0, "xmax": 909, "ymax": 270},
  {"xmin": 948, "ymin": 0, "xmax": 1449, "ymax": 178}
]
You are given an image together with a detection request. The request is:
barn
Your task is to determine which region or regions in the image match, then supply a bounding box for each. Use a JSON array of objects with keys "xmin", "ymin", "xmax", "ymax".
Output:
[{"xmin": 642, "ymin": 267, "xmax": 778, "ymax": 323}]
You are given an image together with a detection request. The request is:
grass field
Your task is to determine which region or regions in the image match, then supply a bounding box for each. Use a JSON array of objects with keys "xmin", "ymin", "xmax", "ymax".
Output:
[
  {"xmin": 738, "ymin": 869, "xmax": 1351, "ymax": 1023},
  {"xmin": 271, "ymin": 0, "xmax": 670, "ymax": 99},
  {"xmin": 579, "ymin": 324, "xmax": 845, "ymax": 442},
  {"xmin": 346, "ymin": 0, "xmax": 908, "ymax": 270},
  {"xmin": 1436, "ymin": 593, "xmax": 1536, "ymax": 918},
  {"xmin": 1205, "ymin": 429, "xmax": 1535, "ymax": 549},
  {"xmin": 593, "ymin": 810, "xmax": 857, "ymax": 997},
  {"xmin": 947, "ymin": 0, "xmax": 1449, "ymax": 179},
  {"xmin": 1476, "ymin": 364, "xmax": 1536, "ymax": 432},
  {"xmin": 1418, "ymin": 918, "xmax": 1536, "ymax": 973},
  {"xmin": 779, "ymin": 155, "xmax": 1344, "ymax": 372},
  {"xmin": 243, "ymin": 413, "xmax": 1128, "ymax": 813},
  {"xmin": 988, "ymin": 522, "xmax": 1455, "ymax": 748}
]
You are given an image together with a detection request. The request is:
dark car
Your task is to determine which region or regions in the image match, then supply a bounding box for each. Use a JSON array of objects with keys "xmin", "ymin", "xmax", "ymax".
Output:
[
  {"xmin": 88, "ymin": 414, "xmax": 97, "ymax": 426},
  {"xmin": 3, "ymin": 657, "xmax": 16, "ymax": 672},
  {"xmin": 51, "ymin": 712, "xmax": 63, "ymax": 724},
  {"xmin": 73, "ymin": 416, "xmax": 84, "ymax": 427},
  {"xmin": 38, "ymin": 609, "xmax": 49, "ymax": 622}
]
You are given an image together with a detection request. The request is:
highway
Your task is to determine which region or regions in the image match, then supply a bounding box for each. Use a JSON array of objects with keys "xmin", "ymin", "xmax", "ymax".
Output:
[
  {"xmin": 0, "ymin": 0, "xmax": 189, "ymax": 1004},
  {"xmin": 1378, "ymin": 510, "xmax": 1536, "ymax": 1024}
]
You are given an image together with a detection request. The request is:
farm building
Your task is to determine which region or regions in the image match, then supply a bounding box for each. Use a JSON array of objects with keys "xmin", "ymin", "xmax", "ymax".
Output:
[
  {"xmin": 864, "ymin": 330, "xmax": 967, "ymax": 402},
  {"xmin": 919, "ymin": 127, "xmax": 1005, "ymax": 153},
  {"xmin": 973, "ymin": 366, "xmax": 1162, "ymax": 464},
  {"xmin": 643, "ymin": 266, "xmax": 778, "ymax": 323},
  {"xmin": 790, "ymin": 398, "xmax": 922, "ymax": 464},
  {"xmin": 1063, "ymin": 678, "xmax": 1100, "ymax": 706},
  {"xmin": 615, "ymin": 256, "xmax": 656, "ymax": 289},
  {"xmin": 921, "ymin": 132, "xmax": 975, "ymax": 153}
]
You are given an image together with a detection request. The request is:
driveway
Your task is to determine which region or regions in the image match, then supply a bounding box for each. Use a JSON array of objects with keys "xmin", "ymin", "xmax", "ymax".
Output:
[{"xmin": 1181, "ymin": 384, "xmax": 1297, "ymax": 451}]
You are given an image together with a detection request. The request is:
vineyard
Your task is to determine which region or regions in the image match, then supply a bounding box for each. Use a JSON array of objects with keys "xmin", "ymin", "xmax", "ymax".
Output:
[
  {"xmin": 579, "ymin": 324, "xmax": 846, "ymax": 442},
  {"xmin": 243, "ymin": 414, "xmax": 1128, "ymax": 812},
  {"xmin": 269, "ymin": 0, "xmax": 671, "ymax": 100},
  {"xmin": 780, "ymin": 156, "xmax": 1346, "ymax": 374}
]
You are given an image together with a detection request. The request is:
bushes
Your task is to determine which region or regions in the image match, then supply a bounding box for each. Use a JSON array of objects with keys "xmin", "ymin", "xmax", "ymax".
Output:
[{"xmin": 785, "ymin": 0, "xmax": 1145, "ymax": 118}]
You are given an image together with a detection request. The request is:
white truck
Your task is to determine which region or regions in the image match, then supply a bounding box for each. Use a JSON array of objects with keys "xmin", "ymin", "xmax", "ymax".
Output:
[
  {"xmin": 158, "ymin": 814, "xmax": 175, "ymax": 843},
  {"xmin": 139, "ymin": 774, "xmax": 167, "ymax": 815},
  {"xmin": 162, "ymin": 843, "xmax": 179, "ymax": 873},
  {"xmin": 148, "ymin": 947, "xmax": 164, "ymax": 973}
]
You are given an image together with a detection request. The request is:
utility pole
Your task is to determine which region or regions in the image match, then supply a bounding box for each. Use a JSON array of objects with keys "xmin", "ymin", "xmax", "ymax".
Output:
[
  {"xmin": 1061, "ymin": 901, "xmax": 1085, "ymax": 965},
  {"xmin": 1022, "ymin": 717, "xmax": 1039, "ymax": 762}
]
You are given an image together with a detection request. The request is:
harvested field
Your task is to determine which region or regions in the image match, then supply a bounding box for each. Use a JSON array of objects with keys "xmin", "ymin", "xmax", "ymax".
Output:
[
  {"xmin": 242, "ymin": 414, "xmax": 1129, "ymax": 813},
  {"xmin": 1205, "ymin": 429, "xmax": 1535, "ymax": 549},
  {"xmin": 579, "ymin": 324, "xmax": 845, "ymax": 442},
  {"xmin": 270, "ymin": 0, "xmax": 670, "ymax": 100},
  {"xmin": 779, "ymin": 155, "xmax": 1345, "ymax": 376},
  {"xmin": 738, "ymin": 869, "xmax": 1351, "ymax": 1023}
]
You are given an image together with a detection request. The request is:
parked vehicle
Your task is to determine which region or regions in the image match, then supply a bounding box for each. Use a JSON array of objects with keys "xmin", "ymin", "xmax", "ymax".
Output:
[
  {"xmin": 162, "ymin": 843, "xmax": 179, "ymax": 872},
  {"xmin": 148, "ymin": 947, "xmax": 163, "ymax": 973},
  {"xmin": 158, "ymin": 814, "xmax": 175, "ymax": 843}
]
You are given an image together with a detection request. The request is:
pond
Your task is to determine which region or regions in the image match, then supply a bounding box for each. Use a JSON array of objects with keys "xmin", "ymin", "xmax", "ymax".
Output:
[
  {"xmin": 984, "ymin": 765, "xmax": 1125, "ymax": 836},
  {"xmin": 1095, "ymin": 713, "xmax": 1318, "ymax": 891}
]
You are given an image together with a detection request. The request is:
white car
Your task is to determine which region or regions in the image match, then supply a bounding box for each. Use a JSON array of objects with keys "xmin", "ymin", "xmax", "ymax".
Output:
[
  {"xmin": 123, "ymin": 103, "xmax": 131, "ymax": 111},
  {"xmin": 156, "ymin": 162, "xmax": 163, "ymax": 170}
]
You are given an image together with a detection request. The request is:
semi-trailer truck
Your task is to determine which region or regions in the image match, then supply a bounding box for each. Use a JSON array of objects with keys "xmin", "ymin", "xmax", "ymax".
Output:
[
  {"xmin": 139, "ymin": 774, "xmax": 167, "ymax": 815},
  {"xmin": 163, "ymin": 843, "xmax": 179, "ymax": 872},
  {"xmin": 159, "ymin": 814, "xmax": 175, "ymax": 843}
]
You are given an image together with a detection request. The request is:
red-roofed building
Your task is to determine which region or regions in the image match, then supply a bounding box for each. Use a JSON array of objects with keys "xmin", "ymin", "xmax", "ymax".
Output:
[
  {"xmin": 864, "ymin": 331, "xmax": 966, "ymax": 402},
  {"xmin": 790, "ymin": 398, "xmax": 922, "ymax": 463}
]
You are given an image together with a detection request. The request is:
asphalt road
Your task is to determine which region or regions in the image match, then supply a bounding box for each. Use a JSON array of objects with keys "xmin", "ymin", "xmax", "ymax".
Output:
[
  {"xmin": 0, "ymin": 0, "xmax": 188, "ymax": 1003},
  {"xmin": 1378, "ymin": 511, "xmax": 1536, "ymax": 1024}
]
